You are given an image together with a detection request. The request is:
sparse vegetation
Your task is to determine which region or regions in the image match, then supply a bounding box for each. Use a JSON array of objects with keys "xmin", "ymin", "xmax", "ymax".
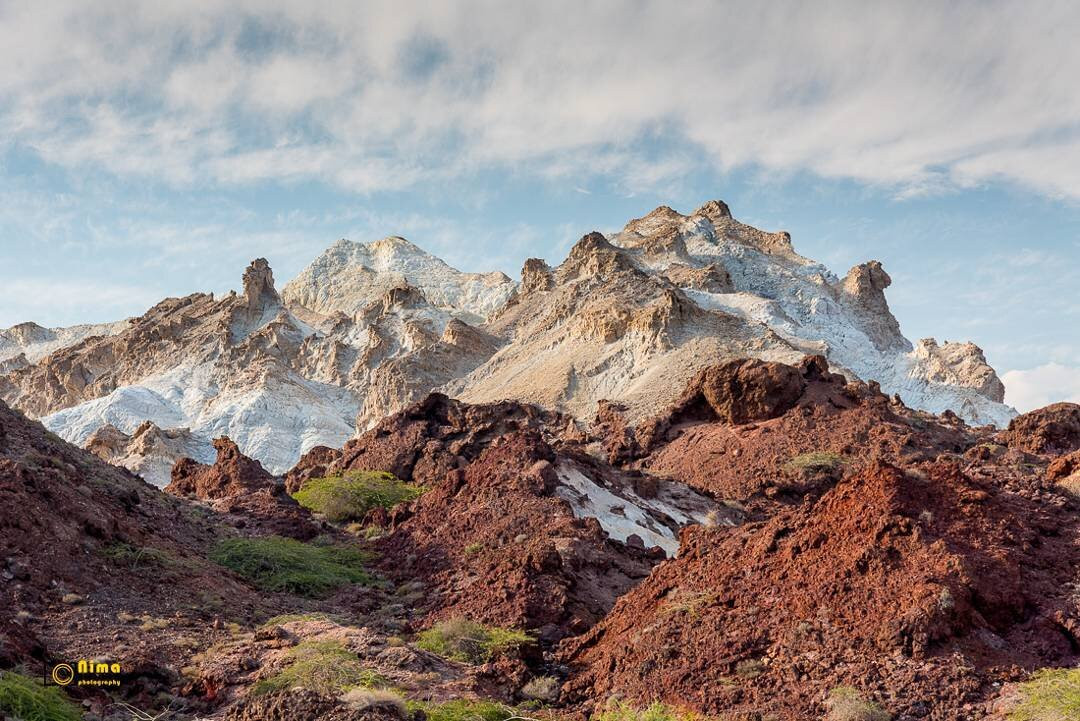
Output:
[
  {"xmin": 826, "ymin": 686, "xmax": 891, "ymax": 721},
  {"xmin": 520, "ymin": 675, "xmax": 561, "ymax": 703},
  {"xmin": 99, "ymin": 542, "xmax": 174, "ymax": 569},
  {"xmin": 415, "ymin": 618, "xmax": 533, "ymax": 664},
  {"xmin": 0, "ymin": 671, "xmax": 82, "ymax": 721},
  {"xmin": 210, "ymin": 536, "xmax": 373, "ymax": 597},
  {"xmin": 253, "ymin": 640, "xmax": 386, "ymax": 696},
  {"xmin": 661, "ymin": 590, "xmax": 719, "ymax": 619},
  {"xmin": 341, "ymin": 688, "xmax": 408, "ymax": 716},
  {"xmin": 292, "ymin": 471, "xmax": 425, "ymax": 523},
  {"xmin": 784, "ymin": 451, "xmax": 846, "ymax": 475},
  {"xmin": 594, "ymin": 699, "xmax": 711, "ymax": 721},
  {"xmin": 409, "ymin": 698, "xmax": 518, "ymax": 721},
  {"xmin": 1007, "ymin": 668, "xmax": 1080, "ymax": 721},
  {"xmin": 259, "ymin": 612, "xmax": 332, "ymax": 628},
  {"xmin": 734, "ymin": 658, "xmax": 765, "ymax": 680}
]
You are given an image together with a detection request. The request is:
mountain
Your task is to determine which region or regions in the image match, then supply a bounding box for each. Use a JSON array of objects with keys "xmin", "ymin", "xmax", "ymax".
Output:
[{"xmin": 0, "ymin": 201, "xmax": 1014, "ymax": 482}]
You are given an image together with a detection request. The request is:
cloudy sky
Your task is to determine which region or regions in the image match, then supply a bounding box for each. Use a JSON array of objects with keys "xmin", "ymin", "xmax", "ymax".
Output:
[{"xmin": 1, "ymin": 1, "xmax": 1078, "ymax": 411}]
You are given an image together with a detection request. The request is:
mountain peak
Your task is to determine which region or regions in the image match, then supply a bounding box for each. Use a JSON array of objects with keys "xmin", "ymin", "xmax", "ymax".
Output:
[{"xmin": 241, "ymin": 258, "xmax": 281, "ymax": 311}]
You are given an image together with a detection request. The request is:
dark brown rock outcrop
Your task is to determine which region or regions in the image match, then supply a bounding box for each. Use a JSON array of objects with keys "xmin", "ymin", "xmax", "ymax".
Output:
[
  {"xmin": 999, "ymin": 402, "xmax": 1080, "ymax": 455},
  {"xmin": 167, "ymin": 437, "xmax": 319, "ymax": 540},
  {"xmin": 561, "ymin": 461, "xmax": 1080, "ymax": 719},
  {"xmin": 332, "ymin": 393, "xmax": 658, "ymax": 642}
]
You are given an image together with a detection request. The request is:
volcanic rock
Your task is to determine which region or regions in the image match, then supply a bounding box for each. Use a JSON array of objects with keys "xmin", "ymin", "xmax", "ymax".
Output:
[
  {"xmin": 167, "ymin": 437, "xmax": 320, "ymax": 540},
  {"xmin": 998, "ymin": 402, "xmax": 1080, "ymax": 455},
  {"xmin": 560, "ymin": 460, "xmax": 1080, "ymax": 719}
]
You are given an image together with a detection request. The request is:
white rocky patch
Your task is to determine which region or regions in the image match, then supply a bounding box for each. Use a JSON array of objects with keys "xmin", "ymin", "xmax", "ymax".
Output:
[{"xmin": 554, "ymin": 463, "xmax": 714, "ymax": 557}]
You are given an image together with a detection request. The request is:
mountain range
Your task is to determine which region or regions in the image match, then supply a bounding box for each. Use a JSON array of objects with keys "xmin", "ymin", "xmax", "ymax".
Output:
[{"xmin": 0, "ymin": 200, "xmax": 1013, "ymax": 485}]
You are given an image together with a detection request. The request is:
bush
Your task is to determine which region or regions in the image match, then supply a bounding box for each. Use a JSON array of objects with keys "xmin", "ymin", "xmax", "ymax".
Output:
[
  {"xmin": 409, "ymin": 698, "xmax": 517, "ymax": 721},
  {"xmin": 210, "ymin": 536, "xmax": 372, "ymax": 597},
  {"xmin": 341, "ymin": 688, "xmax": 408, "ymax": 717},
  {"xmin": 292, "ymin": 471, "xmax": 424, "ymax": 523},
  {"xmin": 520, "ymin": 675, "xmax": 561, "ymax": 703},
  {"xmin": 826, "ymin": 686, "xmax": 891, "ymax": 721},
  {"xmin": 253, "ymin": 640, "xmax": 385, "ymax": 696},
  {"xmin": 99, "ymin": 542, "xmax": 175, "ymax": 569},
  {"xmin": 0, "ymin": 671, "xmax": 81, "ymax": 721},
  {"xmin": 416, "ymin": 618, "xmax": 533, "ymax": 664},
  {"xmin": 1008, "ymin": 668, "xmax": 1080, "ymax": 721},
  {"xmin": 784, "ymin": 452, "xmax": 846, "ymax": 474},
  {"xmin": 594, "ymin": 699, "xmax": 708, "ymax": 721}
]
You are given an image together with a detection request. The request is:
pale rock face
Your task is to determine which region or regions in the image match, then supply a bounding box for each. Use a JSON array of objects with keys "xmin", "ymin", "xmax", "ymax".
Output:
[
  {"xmin": 453, "ymin": 201, "xmax": 1013, "ymax": 428},
  {"xmin": 0, "ymin": 201, "xmax": 1016, "ymax": 478},
  {"xmin": 86, "ymin": 421, "xmax": 211, "ymax": 488},
  {"xmin": 281, "ymin": 237, "xmax": 516, "ymax": 324},
  {"xmin": 0, "ymin": 320, "xmax": 131, "ymax": 364}
]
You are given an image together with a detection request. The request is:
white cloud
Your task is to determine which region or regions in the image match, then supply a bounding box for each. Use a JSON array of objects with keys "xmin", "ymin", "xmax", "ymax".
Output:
[
  {"xmin": 1, "ymin": 1, "xmax": 1080, "ymax": 197},
  {"xmin": 1002, "ymin": 364, "xmax": 1080, "ymax": 413}
]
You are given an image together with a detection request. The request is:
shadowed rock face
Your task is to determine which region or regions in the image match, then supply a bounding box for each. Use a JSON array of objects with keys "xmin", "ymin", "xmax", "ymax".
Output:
[{"xmin": 167, "ymin": 437, "xmax": 321, "ymax": 540}]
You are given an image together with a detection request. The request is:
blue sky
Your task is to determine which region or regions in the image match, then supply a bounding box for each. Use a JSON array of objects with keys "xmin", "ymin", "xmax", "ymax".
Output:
[{"xmin": 1, "ymin": 1, "xmax": 1078, "ymax": 411}]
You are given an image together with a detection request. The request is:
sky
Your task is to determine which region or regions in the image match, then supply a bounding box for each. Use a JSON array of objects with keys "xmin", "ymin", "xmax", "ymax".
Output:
[{"xmin": 0, "ymin": 1, "xmax": 1078, "ymax": 412}]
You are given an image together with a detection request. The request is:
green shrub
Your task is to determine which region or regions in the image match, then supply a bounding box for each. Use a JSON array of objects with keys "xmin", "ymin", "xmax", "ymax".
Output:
[
  {"xmin": 99, "ymin": 542, "xmax": 174, "ymax": 569},
  {"xmin": 1008, "ymin": 668, "xmax": 1080, "ymax": 721},
  {"xmin": 416, "ymin": 618, "xmax": 533, "ymax": 664},
  {"xmin": 784, "ymin": 451, "xmax": 846, "ymax": 474},
  {"xmin": 0, "ymin": 671, "xmax": 81, "ymax": 721},
  {"xmin": 292, "ymin": 471, "xmax": 424, "ymax": 523},
  {"xmin": 594, "ymin": 699, "xmax": 708, "ymax": 721},
  {"xmin": 253, "ymin": 640, "xmax": 385, "ymax": 696},
  {"xmin": 409, "ymin": 698, "xmax": 517, "ymax": 721},
  {"xmin": 210, "ymin": 537, "xmax": 372, "ymax": 597},
  {"xmin": 826, "ymin": 686, "xmax": 891, "ymax": 721},
  {"xmin": 258, "ymin": 612, "xmax": 332, "ymax": 628}
]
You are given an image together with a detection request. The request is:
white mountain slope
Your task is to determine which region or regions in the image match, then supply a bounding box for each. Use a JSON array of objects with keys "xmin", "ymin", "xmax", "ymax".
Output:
[
  {"xmin": 0, "ymin": 201, "xmax": 1015, "ymax": 484},
  {"xmin": 281, "ymin": 237, "xmax": 516, "ymax": 324}
]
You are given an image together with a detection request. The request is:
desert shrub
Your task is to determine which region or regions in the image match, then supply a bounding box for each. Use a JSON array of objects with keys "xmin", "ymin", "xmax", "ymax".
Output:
[
  {"xmin": 826, "ymin": 686, "xmax": 891, "ymax": 721},
  {"xmin": 520, "ymin": 675, "xmax": 561, "ymax": 703},
  {"xmin": 1008, "ymin": 668, "xmax": 1080, "ymax": 721},
  {"xmin": 416, "ymin": 618, "xmax": 533, "ymax": 664},
  {"xmin": 259, "ymin": 612, "xmax": 333, "ymax": 628},
  {"xmin": 341, "ymin": 688, "xmax": 408, "ymax": 717},
  {"xmin": 594, "ymin": 699, "xmax": 708, "ymax": 721},
  {"xmin": 734, "ymin": 658, "xmax": 764, "ymax": 680},
  {"xmin": 99, "ymin": 542, "xmax": 174, "ymax": 569},
  {"xmin": 292, "ymin": 471, "xmax": 424, "ymax": 523},
  {"xmin": 210, "ymin": 536, "xmax": 372, "ymax": 597},
  {"xmin": 253, "ymin": 640, "xmax": 385, "ymax": 696},
  {"xmin": 409, "ymin": 698, "xmax": 517, "ymax": 721},
  {"xmin": 0, "ymin": 671, "xmax": 81, "ymax": 721},
  {"xmin": 784, "ymin": 451, "xmax": 846, "ymax": 474}
]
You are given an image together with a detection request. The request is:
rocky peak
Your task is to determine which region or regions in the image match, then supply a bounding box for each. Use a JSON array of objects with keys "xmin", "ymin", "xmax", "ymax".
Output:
[
  {"xmin": 521, "ymin": 258, "xmax": 554, "ymax": 293},
  {"xmin": 624, "ymin": 205, "xmax": 687, "ymax": 236},
  {"xmin": 911, "ymin": 338, "xmax": 1006, "ymax": 403},
  {"xmin": 838, "ymin": 260, "xmax": 909, "ymax": 353},
  {"xmin": 241, "ymin": 258, "xmax": 281, "ymax": 311},
  {"xmin": 4, "ymin": 322, "xmax": 53, "ymax": 345},
  {"xmin": 562, "ymin": 231, "xmax": 639, "ymax": 279},
  {"xmin": 692, "ymin": 199, "xmax": 733, "ymax": 222}
]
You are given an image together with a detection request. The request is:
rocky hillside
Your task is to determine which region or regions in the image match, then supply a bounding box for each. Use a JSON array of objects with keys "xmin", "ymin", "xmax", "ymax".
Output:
[
  {"xmin": 2, "ymin": 355, "xmax": 1077, "ymax": 721},
  {"xmin": 0, "ymin": 201, "xmax": 1014, "ymax": 483}
]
